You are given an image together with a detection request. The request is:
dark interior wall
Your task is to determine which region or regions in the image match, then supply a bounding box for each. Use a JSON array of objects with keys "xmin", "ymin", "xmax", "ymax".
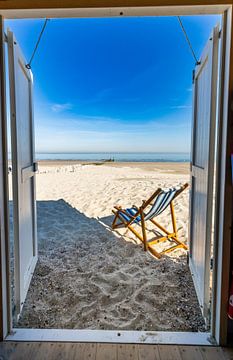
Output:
[{"xmin": 0, "ymin": 0, "xmax": 232, "ymax": 10}]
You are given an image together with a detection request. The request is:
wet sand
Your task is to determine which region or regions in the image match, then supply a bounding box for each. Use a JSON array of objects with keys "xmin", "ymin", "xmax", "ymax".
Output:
[{"xmin": 37, "ymin": 160, "xmax": 190, "ymax": 174}]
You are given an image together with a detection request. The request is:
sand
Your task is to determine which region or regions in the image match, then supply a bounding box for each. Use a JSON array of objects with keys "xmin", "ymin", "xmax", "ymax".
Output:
[{"xmin": 12, "ymin": 162, "xmax": 205, "ymax": 331}]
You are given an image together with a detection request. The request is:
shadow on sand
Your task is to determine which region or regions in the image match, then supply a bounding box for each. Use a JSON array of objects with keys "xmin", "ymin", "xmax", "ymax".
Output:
[{"xmin": 10, "ymin": 199, "xmax": 205, "ymax": 331}]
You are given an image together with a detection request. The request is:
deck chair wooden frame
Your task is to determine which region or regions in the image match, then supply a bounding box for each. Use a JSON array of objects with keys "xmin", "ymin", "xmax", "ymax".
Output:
[{"xmin": 112, "ymin": 183, "xmax": 189, "ymax": 259}]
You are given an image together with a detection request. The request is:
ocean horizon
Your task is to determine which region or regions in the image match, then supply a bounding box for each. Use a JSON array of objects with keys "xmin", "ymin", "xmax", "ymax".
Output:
[{"xmin": 35, "ymin": 152, "xmax": 190, "ymax": 162}]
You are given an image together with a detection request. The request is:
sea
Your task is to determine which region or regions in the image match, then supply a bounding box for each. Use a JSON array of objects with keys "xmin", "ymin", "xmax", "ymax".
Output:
[{"xmin": 35, "ymin": 152, "xmax": 190, "ymax": 162}]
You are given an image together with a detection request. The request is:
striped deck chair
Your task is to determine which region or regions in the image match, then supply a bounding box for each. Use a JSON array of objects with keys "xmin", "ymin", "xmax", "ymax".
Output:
[{"xmin": 112, "ymin": 183, "xmax": 188, "ymax": 259}]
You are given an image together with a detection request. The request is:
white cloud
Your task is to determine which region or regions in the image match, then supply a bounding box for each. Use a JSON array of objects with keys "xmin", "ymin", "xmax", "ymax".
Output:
[
  {"xmin": 36, "ymin": 113, "xmax": 190, "ymax": 134},
  {"xmin": 170, "ymin": 105, "xmax": 192, "ymax": 109},
  {"xmin": 35, "ymin": 111, "xmax": 191, "ymax": 153},
  {"xmin": 34, "ymin": 107, "xmax": 192, "ymax": 153},
  {"xmin": 51, "ymin": 103, "xmax": 72, "ymax": 113},
  {"xmin": 35, "ymin": 124, "xmax": 191, "ymax": 153}
]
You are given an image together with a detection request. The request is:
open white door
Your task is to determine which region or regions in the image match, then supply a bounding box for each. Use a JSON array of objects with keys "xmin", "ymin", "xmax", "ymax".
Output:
[
  {"xmin": 7, "ymin": 29, "xmax": 37, "ymax": 317},
  {"xmin": 189, "ymin": 25, "xmax": 219, "ymax": 320}
]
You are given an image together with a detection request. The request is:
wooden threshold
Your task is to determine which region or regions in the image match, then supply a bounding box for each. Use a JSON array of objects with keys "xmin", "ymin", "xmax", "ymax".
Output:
[{"xmin": 0, "ymin": 342, "xmax": 233, "ymax": 360}]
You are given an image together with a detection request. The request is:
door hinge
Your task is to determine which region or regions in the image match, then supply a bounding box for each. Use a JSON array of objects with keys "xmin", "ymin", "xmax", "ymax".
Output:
[
  {"xmin": 192, "ymin": 69, "xmax": 195, "ymax": 84},
  {"xmin": 33, "ymin": 162, "xmax": 38, "ymax": 172}
]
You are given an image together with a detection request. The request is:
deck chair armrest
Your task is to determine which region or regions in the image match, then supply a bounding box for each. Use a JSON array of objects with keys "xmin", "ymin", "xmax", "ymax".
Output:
[
  {"xmin": 114, "ymin": 205, "xmax": 122, "ymax": 210},
  {"xmin": 115, "ymin": 207, "xmax": 134, "ymax": 217},
  {"xmin": 113, "ymin": 205, "xmax": 140, "ymax": 224},
  {"xmin": 115, "ymin": 208, "xmax": 141, "ymax": 226}
]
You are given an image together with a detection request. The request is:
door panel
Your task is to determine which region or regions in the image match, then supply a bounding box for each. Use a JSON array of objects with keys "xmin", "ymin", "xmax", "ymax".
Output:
[
  {"xmin": 189, "ymin": 25, "xmax": 219, "ymax": 319},
  {"xmin": 7, "ymin": 29, "xmax": 37, "ymax": 317},
  {"xmin": 193, "ymin": 58, "xmax": 211, "ymax": 169}
]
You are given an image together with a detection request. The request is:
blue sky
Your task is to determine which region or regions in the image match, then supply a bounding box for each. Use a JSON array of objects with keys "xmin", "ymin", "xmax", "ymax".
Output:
[{"xmin": 5, "ymin": 15, "xmax": 220, "ymax": 153}]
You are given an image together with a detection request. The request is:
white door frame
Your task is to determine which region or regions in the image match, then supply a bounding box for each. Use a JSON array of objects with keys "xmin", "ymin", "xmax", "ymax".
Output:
[
  {"xmin": 7, "ymin": 29, "xmax": 38, "ymax": 318},
  {"xmin": 211, "ymin": 8, "xmax": 232, "ymax": 344},
  {"xmin": 189, "ymin": 24, "xmax": 220, "ymax": 321},
  {"xmin": 0, "ymin": 3, "xmax": 232, "ymax": 346}
]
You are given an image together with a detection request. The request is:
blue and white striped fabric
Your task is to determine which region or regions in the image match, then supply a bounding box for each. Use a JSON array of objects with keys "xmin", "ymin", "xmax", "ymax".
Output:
[
  {"xmin": 118, "ymin": 186, "xmax": 181, "ymax": 223},
  {"xmin": 144, "ymin": 186, "xmax": 181, "ymax": 221},
  {"xmin": 119, "ymin": 208, "xmax": 141, "ymax": 223}
]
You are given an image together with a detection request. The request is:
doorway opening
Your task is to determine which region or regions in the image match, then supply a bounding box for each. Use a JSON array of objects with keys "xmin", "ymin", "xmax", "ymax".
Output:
[{"xmin": 2, "ymin": 5, "xmax": 231, "ymax": 345}]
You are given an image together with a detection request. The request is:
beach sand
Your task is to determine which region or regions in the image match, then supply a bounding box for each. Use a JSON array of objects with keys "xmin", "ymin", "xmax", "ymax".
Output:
[{"xmin": 12, "ymin": 161, "xmax": 205, "ymax": 331}]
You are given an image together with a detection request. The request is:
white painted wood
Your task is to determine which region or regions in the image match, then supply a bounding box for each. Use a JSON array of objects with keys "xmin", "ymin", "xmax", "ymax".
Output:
[
  {"xmin": 212, "ymin": 9, "xmax": 232, "ymax": 346},
  {"xmin": 0, "ymin": 5, "xmax": 230, "ymax": 19},
  {"xmin": 21, "ymin": 163, "xmax": 38, "ymax": 183},
  {"xmin": 6, "ymin": 329, "xmax": 213, "ymax": 345},
  {"xmin": 189, "ymin": 25, "xmax": 219, "ymax": 320},
  {"xmin": 0, "ymin": 16, "xmax": 11, "ymax": 340},
  {"xmin": 7, "ymin": 29, "xmax": 37, "ymax": 318}
]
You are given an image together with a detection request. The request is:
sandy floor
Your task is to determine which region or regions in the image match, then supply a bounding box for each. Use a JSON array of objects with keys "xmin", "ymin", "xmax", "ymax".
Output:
[{"xmin": 12, "ymin": 162, "xmax": 205, "ymax": 331}]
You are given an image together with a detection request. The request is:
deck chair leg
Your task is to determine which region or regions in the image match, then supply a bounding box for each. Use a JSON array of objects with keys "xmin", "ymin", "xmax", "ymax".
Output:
[
  {"xmin": 170, "ymin": 201, "xmax": 177, "ymax": 236},
  {"xmin": 112, "ymin": 211, "xmax": 145, "ymax": 245},
  {"xmin": 112, "ymin": 213, "xmax": 118, "ymax": 229},
  {"xmin": 112, "ymin": 211, "xmax": 124, "ymax": 229},
  {"xmin": 140, "ymin": 209, "xmax": 147, "ymax": 251}
]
